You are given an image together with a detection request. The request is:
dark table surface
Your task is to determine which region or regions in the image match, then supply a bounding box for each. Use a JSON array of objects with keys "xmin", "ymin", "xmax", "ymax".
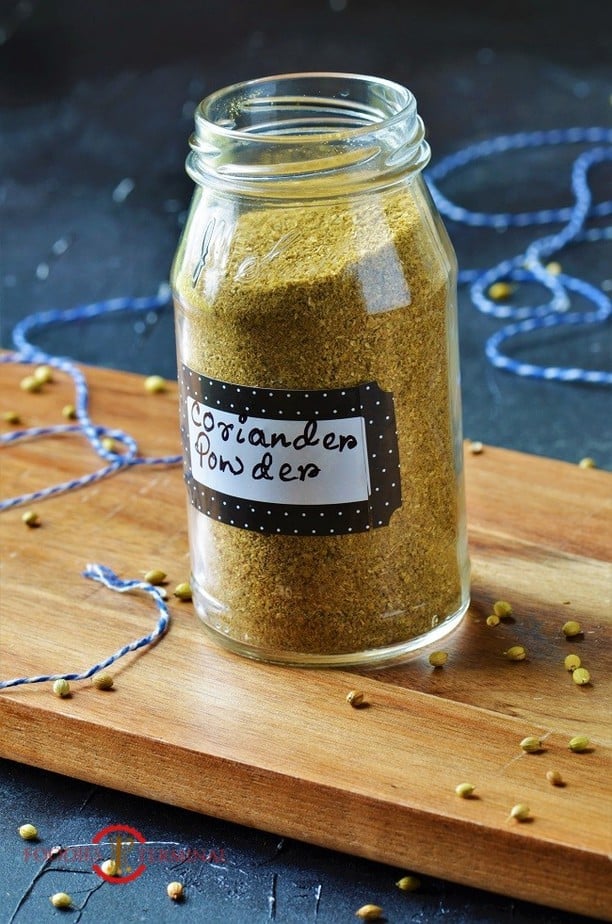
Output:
[{"xmin": 0, "ymin": 1, "xmax": 610, "ymax": 922}]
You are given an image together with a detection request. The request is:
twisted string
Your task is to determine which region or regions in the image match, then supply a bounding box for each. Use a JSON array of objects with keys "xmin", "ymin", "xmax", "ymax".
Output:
[
  {"xmin": 426, "ymin": 127, "xmax": 612, "ymax": 385},
  {"xmin": 0, "ymin": 291, "xmax": 182, "ymax": 512},
  {"xmin": 0, "ymin": 564, "xmax": 170, "ymax": 690}
]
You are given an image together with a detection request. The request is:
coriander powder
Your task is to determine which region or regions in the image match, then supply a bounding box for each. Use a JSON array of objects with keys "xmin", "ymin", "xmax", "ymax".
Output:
[{"xmin": 171, "ymin": 73, "xmax": 470, "ymax": 666}]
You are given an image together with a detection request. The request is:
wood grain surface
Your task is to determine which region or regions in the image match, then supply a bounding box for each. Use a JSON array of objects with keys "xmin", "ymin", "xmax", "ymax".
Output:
[{"xmin": 1, "ymin": 361, "xmax": 610, "ymax": 919}]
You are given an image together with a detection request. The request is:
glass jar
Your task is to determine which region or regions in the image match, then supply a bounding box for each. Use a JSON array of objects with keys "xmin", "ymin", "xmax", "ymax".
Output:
[{"xmin": 171, "ymin": 72, "xmax": 470, "ymax": 667}]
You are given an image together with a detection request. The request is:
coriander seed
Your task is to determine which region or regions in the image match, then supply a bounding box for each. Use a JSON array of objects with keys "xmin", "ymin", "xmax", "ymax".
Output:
[
  {"xmin": 455, "ymin": 782, "xmax": 475, "ymax": 798},
  {"xmin": 62, "ymin": 404, "xmax": 77, "ymax": 420},
  {"xmin": 564, "ymin": 653, "xmax": 581, "ymax": 672},
  {"xmin": 52, "ymin": 678, "xmax": 71, "ymax": 698},
  {"xmin": 578, "ymin": 457, "xmax": 596, "ymax": 469},
  {"xmin": 50, "ymin": 892, "xmax": 72, "ymax": 909},
  {"xmin": 93, "ymin": 672, "xmax": 114, "ymax": 690},
  {"xmin": 519, "ymin": 736, "xmax": 542, "ymax": 753},
  {"xmin": 545, "ymin": 261, "xmax": 562, "ymax": 275},
  {"xmin": 562, "ymin": 620, "xmax": 582, "ymax": 638},
  {"xmin": 2, "ymin": 410, "xmax": 20, "ymax": 424},
  {"xmin": 493, "ymin": 600, "xmax": 512, "ymax": 618},
  {"xmin": 101, "ymin": 858, "xmax": 117, "ymax": 876},
  {"xmin": 33, "ymin": 365, "xmax": 53, "ymax": 384},
  {"xmin": 20, "ymin": 374, "xmax": 42, "ymax": 393},
  {"xmin": 21, "ymin": 510, "xmax": 40, "ymax": 528},
  {"xmin": 173, "ymin": 582, "xmax": 192, "ymax": 601},
  {"xmin": 355, "ymin": 905, "xmax": 384, "ymax": 921},
  {"xmin": 428, "ymin": 650, "xmax": 448, "ymax": 667},
  {"xmin": 469, "ymin": 440, "xmax": 484, "ymax": 454},
  {"xmin": 568, "ymin": 735, "xmax": 590, "ymax": 752},
  {"xmin": 346, "ymin": 690, "xmax": 365, "ymax": 708},
  {"xmin": 101, "ymin": 436, "xmax": 116, "ymax": 453},
  {"xmin": 508, "ymin": 803, "xmax": 530, "ymax": 822},
  {"xmin": 572, "ymin": 667, "xmax": 591, "ymax": 686},
  {"xmin": 145, "ymin": 374, "xmax": 167, "ymax": 393},
  {"xmin": 486, "ymin": 614, "xmax": 500, "ymax": 627},
  {"xmin": 504, "ymin": 645, "xmax": 527, "ymax": 661},
  {"xmin": 167, "ymin": 881, "xmax": 184, "ymax": 901},
  {"xmin": 144, "ymin": 569, "xmax": 167, "ymax": 585},
  {"xmin": 18, "ymin": 823, "xmax": 38, "ymax": 840},
  {"xmin": 396, "ymin": 874, "xmax": 420, "ymax": 891},
  {"xmin": 546, "ymin": 770, "xmax": 563, "ymax": 786},
  {"xmin": 488, "ymin": 281, "xmax": 513, "ymax": 300}
]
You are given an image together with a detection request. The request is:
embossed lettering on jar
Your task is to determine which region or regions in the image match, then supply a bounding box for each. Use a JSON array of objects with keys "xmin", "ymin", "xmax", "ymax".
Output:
[{"xmin": 171, "ymin": 72, "xmax": 470, "ymax": 666}]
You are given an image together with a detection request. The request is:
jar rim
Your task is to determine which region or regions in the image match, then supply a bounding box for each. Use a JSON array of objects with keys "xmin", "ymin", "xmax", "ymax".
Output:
[
  {"xmin": 188, "ymin": 72, "xmax": 430, "ymax": 196},
  {"xmin": 196, "ymin": 72, "xmax": 417, "ymax": 144}
]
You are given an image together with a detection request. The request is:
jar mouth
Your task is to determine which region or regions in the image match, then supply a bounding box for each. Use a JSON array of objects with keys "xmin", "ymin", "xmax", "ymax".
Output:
[
  {"xmin": 199, "ymin": 72, "xmax": 415, "ymax": 140},
  {"xmin": 188, "ymin": 72, "xmax": 430, "ymax": 196}
]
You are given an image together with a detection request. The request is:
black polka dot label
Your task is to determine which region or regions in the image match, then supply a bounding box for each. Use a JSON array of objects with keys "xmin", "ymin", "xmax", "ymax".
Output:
[{"xmin": 179, "ymin": 365, "xmax": 401, "ymax": 535}]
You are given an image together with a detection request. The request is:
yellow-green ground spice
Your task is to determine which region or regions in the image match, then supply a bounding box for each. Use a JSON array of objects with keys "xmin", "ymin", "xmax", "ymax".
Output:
[{"xmin": 173, "ymin": 189, "xmax": 468, "ymax": 656}]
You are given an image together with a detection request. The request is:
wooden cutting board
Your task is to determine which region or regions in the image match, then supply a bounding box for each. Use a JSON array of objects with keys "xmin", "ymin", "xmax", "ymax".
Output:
[{"xmin": 1, "ymin": 361, "xmax": 610, "ymax": 919}]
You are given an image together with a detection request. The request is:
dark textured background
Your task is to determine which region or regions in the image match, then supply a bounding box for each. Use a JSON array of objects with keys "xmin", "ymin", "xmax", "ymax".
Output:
[{"xmin": 0, "ymin": 0, "xmax": 610, "ymax": 921}]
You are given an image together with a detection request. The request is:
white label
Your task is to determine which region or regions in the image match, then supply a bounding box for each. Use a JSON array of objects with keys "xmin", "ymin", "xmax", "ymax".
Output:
[{"xmin": 187, "ymin": 399, "xmax": 371, "ymax": 506}]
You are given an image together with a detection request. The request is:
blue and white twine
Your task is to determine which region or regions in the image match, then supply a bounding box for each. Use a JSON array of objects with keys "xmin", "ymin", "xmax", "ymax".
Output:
[
  {"xmin": 0, "ymin": 292, "xmax": 182, "ymax": 512},
  {"xmin": 1, "ymin": 125, "xmax": 610, "ymax": 689},
  {"xmin": 426, "ymin": 126, "xmax": 612, "ymax": 385},
  {"xmin": 0, "ymin": 564, "xmax": 170, "ymax": 689}
]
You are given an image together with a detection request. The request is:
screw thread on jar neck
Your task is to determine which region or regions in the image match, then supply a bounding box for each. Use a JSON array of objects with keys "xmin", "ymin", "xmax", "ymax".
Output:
[{"xmin": 187, "ymin": 72, "xmax": 431, "ymax": 198}]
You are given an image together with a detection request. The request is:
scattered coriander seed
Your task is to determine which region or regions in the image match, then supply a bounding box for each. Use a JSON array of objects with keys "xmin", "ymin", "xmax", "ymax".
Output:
[
  {"xmin": 486, "ymin": 613, "xmax": 500, "ymax": 627},
  {"xmin": 62, "ymin": 403, "xmax": 77, "ymax": 420},
  {"xmin": 20, "ymin": 374, "xmax": 42, "ymax": 393},
  {"xmin": 568, "ymin": 735, "xmax": 590, "ymax": 752},
  {"xmin": 101, "ymin": 436, "xmax": 116, "ymax": 452},
  {"xmin": 504, "ymin": 645, "xmax": 527, "ymax": 661},
  {"xmin": 52, "ymin": 678, "xmax": 71, "ymax": 698},
  {"xmin": 355, "ymin": 905, "xmax": 384, "ymax": 921},
  {"xmin": 21, "ymin": 510, "xmax": 40, "ymax": 528},
  {"xmin": 173, "ymin": 582, "xmax": 192, "ymax": 601},
  {"xmin": 144, "ymin": 569, "xmax": 167, "ymax": 585},
  {"xmin": 167, "ymin": 881, "xmax": 184, "ymax": 901},
  {"xmin": 545, "ymin": 261, "xmax": 562, "ymax": 275},
  {"xmin": 33, "ymin": 365, "xmax": 53, "ymax": 384},
  {"xmin": 346, "ymin": 690, "xmax": 365, "ymax": 708},
  {"xmin": 50, "ymin": 892, "xmax": 72, "ymax": 909},
  {"xmin": 519, "ymin": 736, "xmax": 542, "ymax": 753},
  {"xmin": 145, "ymin": 374, "xmax": 167, "ymax": 394},
  {"xmin": 488, "ymin": 281, "xmax": 513, "ymax": 300},
  {"xmin": 101, "ymin": 858, "xmax": 117, "ymax": 876},
  {"xmin": 92, "ymin": 672, "xmax": 114, "ymax": 690},
  {"xmin": 493, "ymin": 600, "xmax": 512, "ymax": 618},
  {"xmin": 572, "ymin": 667, "xmax": 591, "ymax": 686},
  {"xmin": 564, "ymin": 653, "xmax": 581, "ymax": 672},
  {"xmin": 2, "ymin": 410, "xmax": 20, "ymax": 424},
  {"xmin": 578, "ymin": 457, "xmax": 596, "ymax": 469},
  {"xmin": 428, "ymin": 650, "xmax": 448, "ymax": 667},
  {"xmin": 18, "ymin": 823, "xmax": 38, "ymax": 840},
  {"xmin": 455, "ymin": 782, "xmax": 475, "ymax": 798},
  {"xmin": 508, "ymin": 803, "xmax": 530, "ymax": 822},
  {"xmin": 469, "ymin": 440, "xmax": 484, "ymax": 454},
  {"xmin": 546, "ymin": 770, "xmax": 564, "ymax": 786},
  {"xmin": 562, "ymin": 620, "xmax": 582, "ymax": 638},
  {"xmin": 396, "ymin": 874, "xmax": 420, "ymax": 891}
]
